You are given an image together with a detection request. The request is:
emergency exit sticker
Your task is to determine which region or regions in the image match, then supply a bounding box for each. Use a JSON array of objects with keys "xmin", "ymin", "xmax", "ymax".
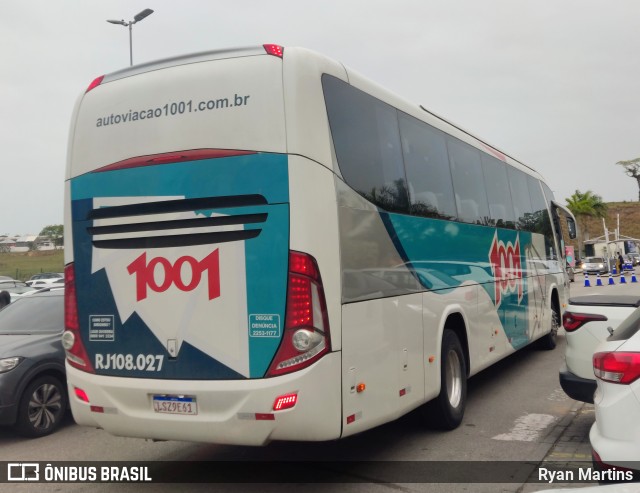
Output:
[
  {"xmin": 249, "ymin": 314, "xmax": 281, "ymax": 338},
  {"xmin": 89, "ymin": 315, "xmax": 115, "ymax": 341}
]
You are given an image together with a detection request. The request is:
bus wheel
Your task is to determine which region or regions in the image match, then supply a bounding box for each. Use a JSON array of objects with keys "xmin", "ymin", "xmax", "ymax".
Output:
[
  {"xmin": 422, "ymin": 329, "xmax": 467, "ymax": 430},
  {"xmin": 538, "ymin": 301, "xmax": 560, "ymax": 350}
]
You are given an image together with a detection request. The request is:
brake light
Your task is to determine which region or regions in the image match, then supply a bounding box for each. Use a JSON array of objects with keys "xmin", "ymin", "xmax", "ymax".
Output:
[
  {"xmin": 263, "ymin": 44, "xmax": 284, "ymax": 58},
  {"xmin": 563, "ymin": 311, "xmax": 608, "ymax": 332},
  {"xmin": 93, "ymin": 149, "xmax": 257, "ymax": 173},
  {"xmin": 593, "ymin": 351, "xmax": 640, "ymax": 384},
  {"xmin": 63, "ymin": 264, "xmax": 95, "ymax": 373},
  {"xmin": 86, "ymin": 75, "xmax": 104, "ymax": 93},
  {"xmin": 266, "ymin": 251, "xmax": 330, "ymax": 377},
  {"xmin": 273, "ymin": 393, "xmax": 298, "ymax": 411},
  {"xmin": 74, "ymin": 387, "xmax": 90, "ymax": 403}
]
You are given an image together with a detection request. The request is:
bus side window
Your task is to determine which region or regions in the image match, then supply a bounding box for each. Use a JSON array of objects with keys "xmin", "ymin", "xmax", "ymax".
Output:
[
  {"xmin": 447, "ymin": 138, "xmax": 490, "ymax": 225},
  {"xmin": 398, "ymin": 113, "xmax": 457, "ymax": 220}
]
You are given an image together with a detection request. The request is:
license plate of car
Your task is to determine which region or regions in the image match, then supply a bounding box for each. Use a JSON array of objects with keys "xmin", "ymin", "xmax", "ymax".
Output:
[{"xmin": 152, "ymin": 395, "xmax": 197, "ymax": 415}]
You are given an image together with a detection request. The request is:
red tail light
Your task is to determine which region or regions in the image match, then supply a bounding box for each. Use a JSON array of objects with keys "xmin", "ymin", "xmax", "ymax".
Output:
[
  {"xmin": 266, "ymin": 251, "xmax": 330, "ymax": 377},
  {"xmin": 563, "ymin": 311, "xmax": 608, "ymax": 332},
  {"xmin": 593, "ymin": 351, "xmax": 640, "ymax": 384},
  {"xmin": 63, "ymin": 264, "xmax": 95, "ymax": 373},
  {"xmin": 273, "ymin": 393, "xmax": 298, "ymax": 411},
  {"xmin": 86, "ymin": 75, "xmax": 104, "ymax": 93},
  {"xmin": 263, "ymin": 44, "xmax": 284, "ymax": 58},
  {"xmin": 93, "ymin": 149, "xmax": 257, "ymax": 173}
]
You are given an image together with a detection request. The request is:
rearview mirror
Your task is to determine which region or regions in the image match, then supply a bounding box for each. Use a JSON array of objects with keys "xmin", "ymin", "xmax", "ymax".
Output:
[{"xmin": 566, "ymin": 216, "xmax": 577, "ymax": 239}]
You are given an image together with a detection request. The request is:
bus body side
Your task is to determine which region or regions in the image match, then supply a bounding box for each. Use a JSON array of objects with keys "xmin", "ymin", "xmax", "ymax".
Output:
[{"xmin": 64, "ymin": 45, "xmax": 570, "ymax": 446}]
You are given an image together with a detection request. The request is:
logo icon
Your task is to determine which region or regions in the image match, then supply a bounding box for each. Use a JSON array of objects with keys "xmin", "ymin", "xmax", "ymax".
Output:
[
  {"xmin": 488, "ymin": 232, "xmax": 523, "ymax": 308},
  {"xmin": 127, "ymin": 249, "xmax": 220, "ymax": 301},
  {"xmin": 7, "ymin": 463, "xmax": 39, "ymax": 481}
]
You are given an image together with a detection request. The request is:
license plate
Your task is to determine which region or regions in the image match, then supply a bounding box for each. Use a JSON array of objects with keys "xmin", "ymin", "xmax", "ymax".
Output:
[{"xmin": 152, "ymin": 395, "xmax": 197, "ymax": 415}]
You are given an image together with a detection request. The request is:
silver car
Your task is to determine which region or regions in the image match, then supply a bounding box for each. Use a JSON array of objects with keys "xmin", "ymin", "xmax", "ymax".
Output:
[{"xmin": 582, "ymin": 256, "xmax": 609, "ymax": 275}]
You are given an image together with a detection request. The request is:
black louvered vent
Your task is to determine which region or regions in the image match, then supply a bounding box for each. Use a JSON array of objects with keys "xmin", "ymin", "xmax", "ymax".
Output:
[{"xmin": 87, "ymin": 195, "xmax": 268, "ymax": 249}]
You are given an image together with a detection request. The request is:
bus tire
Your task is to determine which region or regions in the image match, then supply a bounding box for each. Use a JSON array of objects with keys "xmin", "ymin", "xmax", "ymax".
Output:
[
  {"xmin": 422, "ymin": 329, "xmax": 467, "ymax": 430},
  {"xmin": 538, "ymin": 301, "xmax": 560, "ymax": 351}
]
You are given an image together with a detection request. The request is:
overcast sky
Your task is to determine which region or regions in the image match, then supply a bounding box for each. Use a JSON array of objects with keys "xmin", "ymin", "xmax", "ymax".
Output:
[{"xmin": 2, "ymin": 0, "xmax": 639, "ymax": 234}]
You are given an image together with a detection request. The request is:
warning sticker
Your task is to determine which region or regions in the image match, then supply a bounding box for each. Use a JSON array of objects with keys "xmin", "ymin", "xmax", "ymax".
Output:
[
  {"xmin": 89, "ymin": 315, "xmax": 115, "ymax": 342},
  {"xmin": 249, "ymin": 314, "xmax": 281, "ymax": 338}
]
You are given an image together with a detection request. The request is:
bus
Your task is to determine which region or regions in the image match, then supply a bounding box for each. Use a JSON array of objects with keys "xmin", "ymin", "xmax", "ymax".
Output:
[{"xmin": 63, "ymin": 44, "xmax": 577, "ymax": 445}]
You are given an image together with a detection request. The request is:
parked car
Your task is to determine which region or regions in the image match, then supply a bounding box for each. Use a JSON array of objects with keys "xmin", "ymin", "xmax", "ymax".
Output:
[
  {"xmin": 590, "ymin": 307, "xmax": 640, "ymax": 477},
  {"xmin": 25, "ymin": 273, "xmax": 63, "ymax": 287},
  {"xmin": 0, "ymin": 289, "xmax": 67, "ymax": 437},
  {"xmin": 0, "ymin": 281, "xmax": 38, "ymax": 302},
  {"xmin": 582, "ymin": 257, "xmax": 609, "ymax": 275},
  {"xmin": 627, "ymin": 253, "xmax": 640, "ymax": 266},
  {"xmin": 560, "ymin": 295, "xmax": 640, "ymax": 403},
  {"xmin": 28, "ymin": 273, "xmax": 63, "ymax": 281}
]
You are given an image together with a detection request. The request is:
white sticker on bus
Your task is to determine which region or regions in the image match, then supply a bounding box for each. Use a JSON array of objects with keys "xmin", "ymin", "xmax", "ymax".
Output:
[
  {"xmin": 95, "ymin": 353, "xmax": 164, "ymax": 372},
  {"xmin": 90, "ymin": 196, "xmax": 251, "ymax": 378}
]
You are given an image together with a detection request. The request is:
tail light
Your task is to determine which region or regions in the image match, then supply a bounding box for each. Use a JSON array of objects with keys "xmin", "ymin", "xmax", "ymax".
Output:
[
  {"xmin": 86, "ymin": 75, "xmax": 104, "ymax": 93},
  {"xmin": 266, "ymin": 251, "xmax": 330, "ymax": 377},
  {"xmin": 263, "ymin": 44, "xmax": 284, "ymax": 58},
  {"xmin": 592, "ymin": 448, "xmax": 637, "ymax": 479},
  {"xmin": 62, "ymin": 263, "xmax": 95, "ymax": 373},
  {"xmin": 593, "ymin": 351, "xmax": 640, "ymax": 384},
  {"xmin": 563, "ymin": 311, "xmax": 608, "ymax": 332}
]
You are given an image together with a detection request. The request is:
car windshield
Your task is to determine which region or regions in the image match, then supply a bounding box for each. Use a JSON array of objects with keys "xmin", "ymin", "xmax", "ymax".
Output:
[
  {"xmin": 0, "ymin": 295, "xmax": 63, "ymax": 334},
  {"xmin": 586, "ymin": 257, "xmax": 604, "ymax": 263}
]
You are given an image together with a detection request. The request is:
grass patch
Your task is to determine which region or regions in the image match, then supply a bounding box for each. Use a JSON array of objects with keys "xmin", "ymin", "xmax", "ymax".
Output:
[{"xmin": 0, "ymin": 250, "xmax": 65, "ymax": 281}]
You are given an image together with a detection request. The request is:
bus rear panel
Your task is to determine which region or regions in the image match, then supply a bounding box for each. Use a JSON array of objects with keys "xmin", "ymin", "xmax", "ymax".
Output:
[{"xmin": 65, "ymin": 46, "xmax": 342, "ymax": 445}]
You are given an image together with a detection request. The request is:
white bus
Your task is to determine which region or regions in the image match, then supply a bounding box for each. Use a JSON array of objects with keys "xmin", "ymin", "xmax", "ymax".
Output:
[{"xmin": 63, "ymin": 44, "xmax": 577, "ymax": 445}]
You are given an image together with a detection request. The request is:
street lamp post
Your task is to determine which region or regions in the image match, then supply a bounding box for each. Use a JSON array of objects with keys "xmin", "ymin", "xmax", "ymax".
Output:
[{"xmin": 107, "ymin": 8, "xmax": 154, "ymax": 66}]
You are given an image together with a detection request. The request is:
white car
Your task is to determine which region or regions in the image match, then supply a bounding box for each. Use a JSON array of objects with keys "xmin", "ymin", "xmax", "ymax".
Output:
[
  {"xmin": 582, "ymin": 257, "xmax": 610, "ymax": 275},
  {"xmin": 25, "ymin": 273, "xmax": 64, "ymax": 287},
  {"xmin": 590, "ymin": 307, "xmax": 640, "ymax": 476},
  {"xmin": 560, "ymin": 295, "xmax": 640, "ymax": 403}
]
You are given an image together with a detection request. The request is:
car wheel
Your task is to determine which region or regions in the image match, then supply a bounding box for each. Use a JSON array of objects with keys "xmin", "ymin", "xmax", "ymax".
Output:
[
  {"xmin": 421, "ymin": 329, "xmax": 467, "ymax": 430},
  {"xmin": 16, "ymin": 375, "xmax": 67, "ymax": 438},
  {"xmin": 538, "ymin": 301, "xmax": 560, "ymax": 350}
]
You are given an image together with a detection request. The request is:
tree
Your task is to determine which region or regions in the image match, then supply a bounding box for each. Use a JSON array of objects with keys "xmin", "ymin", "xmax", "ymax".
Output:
[
  {"xmin": 565, "ymin": 190, "xmax": 607, "ymax": 257},
  {"xmin": 615, "ymin": 157, "xmax": 640, "ymax": 201},
  {"xmin": 39, "ymin": 224, "xmax": 64, "ymax": 248}
]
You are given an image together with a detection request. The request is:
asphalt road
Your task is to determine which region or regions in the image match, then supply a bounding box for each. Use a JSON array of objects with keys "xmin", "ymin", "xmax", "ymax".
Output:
[{"xmin": 5, "ymin": 273, "xmax": 637, "ymax": 492}]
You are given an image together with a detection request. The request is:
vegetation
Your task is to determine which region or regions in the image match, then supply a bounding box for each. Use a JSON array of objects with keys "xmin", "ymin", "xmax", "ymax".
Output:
[
  {"xmin": 563, "ymin": 201, "xmax": 640, "ymax": 258},
  {"xmin": 615, "ymin": 157, "xmax": 640, "ymax": 201},
  {"xmin": 0, "ymin": 250, "xmax": 64, "ymax": 281},
  {"xmin": 39, "ymin": 224, "xmax": 64, "ymax": 247},
  {"xmin": 566, "ymin": 190, "xmax": 608, "ymax": 257}
]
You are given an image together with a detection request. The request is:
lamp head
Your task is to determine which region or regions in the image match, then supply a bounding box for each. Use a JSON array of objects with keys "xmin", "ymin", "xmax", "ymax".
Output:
[{"xmin": 133, "ymin": 9, "xmax": 154, "ymax": 23}]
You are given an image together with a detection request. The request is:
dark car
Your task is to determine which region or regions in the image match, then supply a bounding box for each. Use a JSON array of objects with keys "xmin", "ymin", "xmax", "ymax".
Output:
[{"xmin": 0, "ymin": 289, "xmax": 66, "ymax": 437}]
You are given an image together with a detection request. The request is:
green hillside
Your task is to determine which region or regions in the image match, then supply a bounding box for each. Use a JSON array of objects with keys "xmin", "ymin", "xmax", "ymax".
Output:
[{"xmin": 0, "ymin": 250, "xmax": 64, "ymax": 281}]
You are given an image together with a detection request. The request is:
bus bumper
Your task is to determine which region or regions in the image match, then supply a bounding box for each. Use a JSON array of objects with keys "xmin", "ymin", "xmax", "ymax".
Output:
[{"xmin": 66, "ymin": 352, "xmax": 342, "ymax": 446}]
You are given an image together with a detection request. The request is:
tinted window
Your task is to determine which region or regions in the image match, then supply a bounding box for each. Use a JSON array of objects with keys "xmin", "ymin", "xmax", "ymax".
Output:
[
  {"xmin": 481, "ymin": 155, "xmax": 516, "ymax": 228},
  {"xmin": 0, "ymin": 295, "xmax": 63, "ymax": 334},
  {"xmin": 541, "ymin": 182, "xmax": 555, "ymax": 204},
  {"xmin": 508, "ymin": 167, "xmax": 534, "ymax": 231},
  {"xmin": 448, "ymin": 139, "xmax": 490, "ymax": 225},
  {"xmin": 527, "ymin": 176, "xmax": 555, "ymax": 259},
  {"xmin": 323, "ymin": 75, "xmax": 408, "ymax": 213},
  {"xmin": 398, "ymin": 113, "xmax": 456, "ymax": 219}
]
